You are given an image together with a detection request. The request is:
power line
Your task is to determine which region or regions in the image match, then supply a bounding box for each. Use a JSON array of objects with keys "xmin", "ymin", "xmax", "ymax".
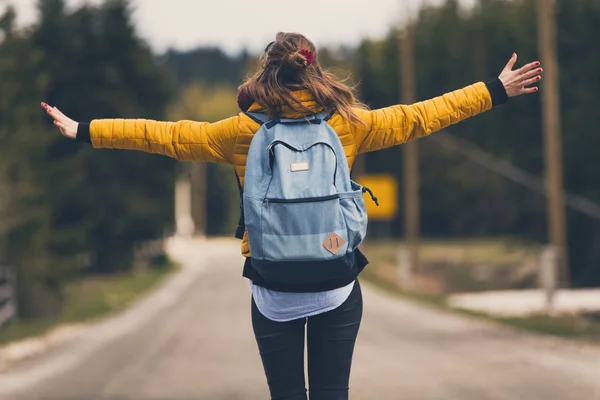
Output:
[{"xmin": 431, "ymin": 132, "xmax": 600, "ymax": 221}]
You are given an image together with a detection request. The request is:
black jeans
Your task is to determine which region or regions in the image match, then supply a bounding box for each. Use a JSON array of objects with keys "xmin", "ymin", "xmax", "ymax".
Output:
[{"xmin": 251, "ymin": 280, "xmax": 363, "ymax": 400}]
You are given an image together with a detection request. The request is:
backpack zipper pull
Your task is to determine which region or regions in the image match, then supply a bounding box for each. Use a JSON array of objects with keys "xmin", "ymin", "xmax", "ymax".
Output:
[
  {"xmin": 264, "ymin": 199, "xmax": 269, "ymax": 208},
  {"xmin": 362, "ymin": 186, "xmax": 379, "ymax": 206}
]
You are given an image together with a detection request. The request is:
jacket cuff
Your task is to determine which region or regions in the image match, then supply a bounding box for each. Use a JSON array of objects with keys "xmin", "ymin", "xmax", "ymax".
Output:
[
  {"xmin": 485, "ymin": 78, "xmax": 508, "ymax": 107},
  {"xmin": 76, "ymin": 122, "xmax": 92, "ymax": 144}
]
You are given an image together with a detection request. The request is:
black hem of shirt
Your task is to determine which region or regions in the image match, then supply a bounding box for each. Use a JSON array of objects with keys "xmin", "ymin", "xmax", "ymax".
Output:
[
  {"xmin": 243, "ymin": 249, "xmax": 369, "ymax": 293},
  {"xmin": 485, "ymin": 78, "xmax": 508, "ymax": 107}
]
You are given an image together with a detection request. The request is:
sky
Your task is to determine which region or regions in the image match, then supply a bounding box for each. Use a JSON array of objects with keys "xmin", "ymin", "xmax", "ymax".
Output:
[{"xmin": 9, "ymin": 0, "xmax": 475, "ymax": 54}]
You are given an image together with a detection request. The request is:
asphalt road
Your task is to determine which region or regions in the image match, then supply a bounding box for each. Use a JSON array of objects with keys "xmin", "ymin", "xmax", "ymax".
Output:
[{"xmin": 1, "ymin": 238, "xmax": 600, "ymax": 400}]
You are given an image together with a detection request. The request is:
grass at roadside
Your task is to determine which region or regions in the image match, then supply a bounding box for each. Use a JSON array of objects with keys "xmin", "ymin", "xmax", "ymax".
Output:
[
  {"xmin": 496, "ymin": 314, "xmax": 600, "ymax": 341},
  {"xmin": 364, "ymin": 238, "xmax": 536, "ymax": 265},
  {"xmin": 0, "ymin": 264, "xmax": 176, "ymax": 346},
  {"xmin": 360, "ymin": 238, "xmax": 600, "ymax": 344},
  {"xmin": 362, "ymin": 238, "xmax": 540, "ymax": 292}
]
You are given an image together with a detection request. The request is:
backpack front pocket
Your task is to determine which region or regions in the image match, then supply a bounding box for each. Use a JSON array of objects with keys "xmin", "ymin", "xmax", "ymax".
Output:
[{"xmin": 261, "ymin": 195, "xmax": 349, "ymax": 262}]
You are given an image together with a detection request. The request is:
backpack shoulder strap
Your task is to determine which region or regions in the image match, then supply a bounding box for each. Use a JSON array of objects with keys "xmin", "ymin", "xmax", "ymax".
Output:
[
  {"xmin": 318, "ymin": 110, "xmax": 334, "ymax": 121},
  {"xmin": 246, "ymin": 110, "xmax": 332, "ymax": 126},
  {"xmin": 262, "ymin": 110, "xmax": 334, "ymax": 129},
  {"xmin": 244, "ymin": 112, "xmax": 268, "ymax": 125},
  {"xmin": 322, "ymin": 110, "xmax": 334, "ymax": 121},
  {"xmin": 234, "ymin": 112, "xmax": 271, "ymax": 239},
  {"xmin": 234, "ymin": 170, "xmax": 245, "ymax": 240}
]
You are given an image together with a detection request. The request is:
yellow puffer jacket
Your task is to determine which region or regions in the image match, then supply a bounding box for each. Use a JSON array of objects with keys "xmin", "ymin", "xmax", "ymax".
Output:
[{"xmin": 88, "ymin": 82, "xmax": 494, "ymax": 257}]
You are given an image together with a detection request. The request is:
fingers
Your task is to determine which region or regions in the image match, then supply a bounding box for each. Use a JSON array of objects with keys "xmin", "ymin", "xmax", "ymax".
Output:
[
  {"xmin": 516, "ymin": 60, "xmax": 541, "ymax": 75},
  {"xmin": 54, "ymin": 120, "xmax": 67, "ymax": 133},
  {"xmin": 521, "ymin": 86, "xmax": 539, "ymax": 94},
  {"xmin": 41, "ymin": 102, "xmax": 63, "ymax": 119},
  {"xmin": 53, "ymin": 107, "xmax": 67, "ymax": 119},
  {"xmin": 46, "ymin": 106, "xmax": 66, "ymax": 123},
  {"xmin": 41, "ymin": 102, "xmax": 54, "ymax": 113},
  {"xmin": 503, "ymin": 53, "xmax": 518, "ymax": 72},
  {"xmin": 42, "ymin": 102, "xmax": 77, "ymax": 138},
  {"xmin": 520, "ymin": 67, "xmax": 544, "ymax": 81},
  {"xmin": 42, "ymin": 102, "xmax": 55, "ymax": 116},
  {"xmin": 522, "ymin": 75, "xmax": 542, "ymax": 87}
]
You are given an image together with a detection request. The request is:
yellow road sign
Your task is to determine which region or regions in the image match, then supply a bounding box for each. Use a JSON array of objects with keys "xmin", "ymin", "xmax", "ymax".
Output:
[{"xmin": 357, "ymin": 174, "xmax": 398, "ymax": 220}]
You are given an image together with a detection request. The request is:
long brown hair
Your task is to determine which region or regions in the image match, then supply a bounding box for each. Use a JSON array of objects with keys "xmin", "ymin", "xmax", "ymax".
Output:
[{"xmin": 238, "ymin": 32, "xmax": 367, "ymax": 124}]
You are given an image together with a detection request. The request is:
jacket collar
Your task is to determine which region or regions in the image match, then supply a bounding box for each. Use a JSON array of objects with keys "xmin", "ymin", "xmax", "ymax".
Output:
[{"xmin": 240, "ymin": 89, "xmax": 325, "ymax": 118}]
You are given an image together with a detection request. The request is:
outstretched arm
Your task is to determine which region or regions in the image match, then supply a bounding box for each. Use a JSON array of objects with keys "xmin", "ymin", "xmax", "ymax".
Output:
[
  {"xmin": 353, "ymin": 53, "xmax": 543, "ymax": 154},
  {"xmin": 41, "ymin": 104, "xmax": 240, "ymax": 164}
]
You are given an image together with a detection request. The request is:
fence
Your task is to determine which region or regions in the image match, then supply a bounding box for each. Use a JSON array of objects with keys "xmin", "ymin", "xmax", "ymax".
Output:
[{"xmin": 0, "ymin": 266, "xmax": 15, "ymax": 327}]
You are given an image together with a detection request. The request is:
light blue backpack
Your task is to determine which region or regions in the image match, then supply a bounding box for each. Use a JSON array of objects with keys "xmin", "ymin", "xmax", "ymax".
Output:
[{"xmin": 236, "ymin": 111, "xmax": 378, "ymax": 284}]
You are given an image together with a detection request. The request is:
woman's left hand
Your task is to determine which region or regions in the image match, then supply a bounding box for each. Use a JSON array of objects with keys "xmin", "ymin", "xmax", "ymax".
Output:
[
  {"xmin": 41, "ymin": 102, "xmax": 79, "ymax": 139},
  {"xmin": 498, "ymin": 53, "xmax": 544, "ymax": 98}
]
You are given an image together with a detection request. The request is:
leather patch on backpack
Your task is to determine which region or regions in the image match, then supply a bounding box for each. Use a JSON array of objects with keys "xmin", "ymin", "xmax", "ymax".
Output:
[{"xmin": 323, "ymin": 232, "xmax": 345, "ymax": 255}]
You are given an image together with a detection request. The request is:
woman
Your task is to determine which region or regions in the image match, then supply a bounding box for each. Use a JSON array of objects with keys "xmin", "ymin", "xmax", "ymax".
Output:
[{"xmin": 42, "ymin": 32, "xmax": 542, "ymax": 400}]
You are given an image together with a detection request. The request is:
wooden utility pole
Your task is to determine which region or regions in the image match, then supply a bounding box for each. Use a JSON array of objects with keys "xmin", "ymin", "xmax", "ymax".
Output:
[
  {"xmin": 400, "ymin": 10, "xmax": 420, "ymax": 276},
  {"xmin": 537, "ymin": 0, "xmax": 569, "ymax": 286}
]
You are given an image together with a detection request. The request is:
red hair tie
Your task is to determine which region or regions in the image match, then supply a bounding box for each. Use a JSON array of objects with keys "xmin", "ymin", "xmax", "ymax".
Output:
[{"xmin": 299, "ymin": 49, "xmax": 315, "ymax": 66}]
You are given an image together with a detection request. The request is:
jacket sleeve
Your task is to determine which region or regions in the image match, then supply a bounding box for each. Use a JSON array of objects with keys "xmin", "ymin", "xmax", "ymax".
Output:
[
  {"xmin": 81, "ymin": 116, "xmax": 240, "ymax": 164},
  {"xmin": 352, "ymin": 81, "xmax": 497, "ymax": 154}
]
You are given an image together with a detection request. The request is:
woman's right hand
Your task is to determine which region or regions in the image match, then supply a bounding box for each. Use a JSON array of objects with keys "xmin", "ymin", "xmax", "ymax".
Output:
[
  {"xmin": 41, "ymin": 102, "xmax": 79, "ymax": 139},
  {"xmin": 498, "ymin": 53, "xmax": 543, "ymax": 98}
]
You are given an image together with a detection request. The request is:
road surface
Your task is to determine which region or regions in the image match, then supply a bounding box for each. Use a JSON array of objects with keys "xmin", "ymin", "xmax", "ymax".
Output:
[{"xmin": 1, "ymin": 238, "xmax": 599, "ymax": 399}]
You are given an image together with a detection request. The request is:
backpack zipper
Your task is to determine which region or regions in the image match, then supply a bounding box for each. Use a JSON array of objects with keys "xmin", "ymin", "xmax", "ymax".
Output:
[
  {"xmin": 267, "ymin": 141, "xmax": 339, "ymax": 185},
  {"xmin": 264, "ymin": 194, "xmax": 339, "ymax": 205}
]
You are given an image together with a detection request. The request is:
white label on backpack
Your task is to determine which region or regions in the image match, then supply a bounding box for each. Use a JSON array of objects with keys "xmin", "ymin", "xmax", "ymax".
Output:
[{"xmin": 290, "ymin": 162, "xmax": 309, "ymax": 172}]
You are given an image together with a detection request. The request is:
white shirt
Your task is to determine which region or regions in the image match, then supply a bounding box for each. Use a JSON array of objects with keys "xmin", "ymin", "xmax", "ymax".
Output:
[{"xmin": 251, "ymin": 281, "xmax": 355, "ymax": 322}]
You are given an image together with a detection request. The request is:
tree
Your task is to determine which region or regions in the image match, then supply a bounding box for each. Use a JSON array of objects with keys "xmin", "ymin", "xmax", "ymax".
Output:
[{"xmin": 0, "ymin": 0, "xmax": 176, "ymax": 318}]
